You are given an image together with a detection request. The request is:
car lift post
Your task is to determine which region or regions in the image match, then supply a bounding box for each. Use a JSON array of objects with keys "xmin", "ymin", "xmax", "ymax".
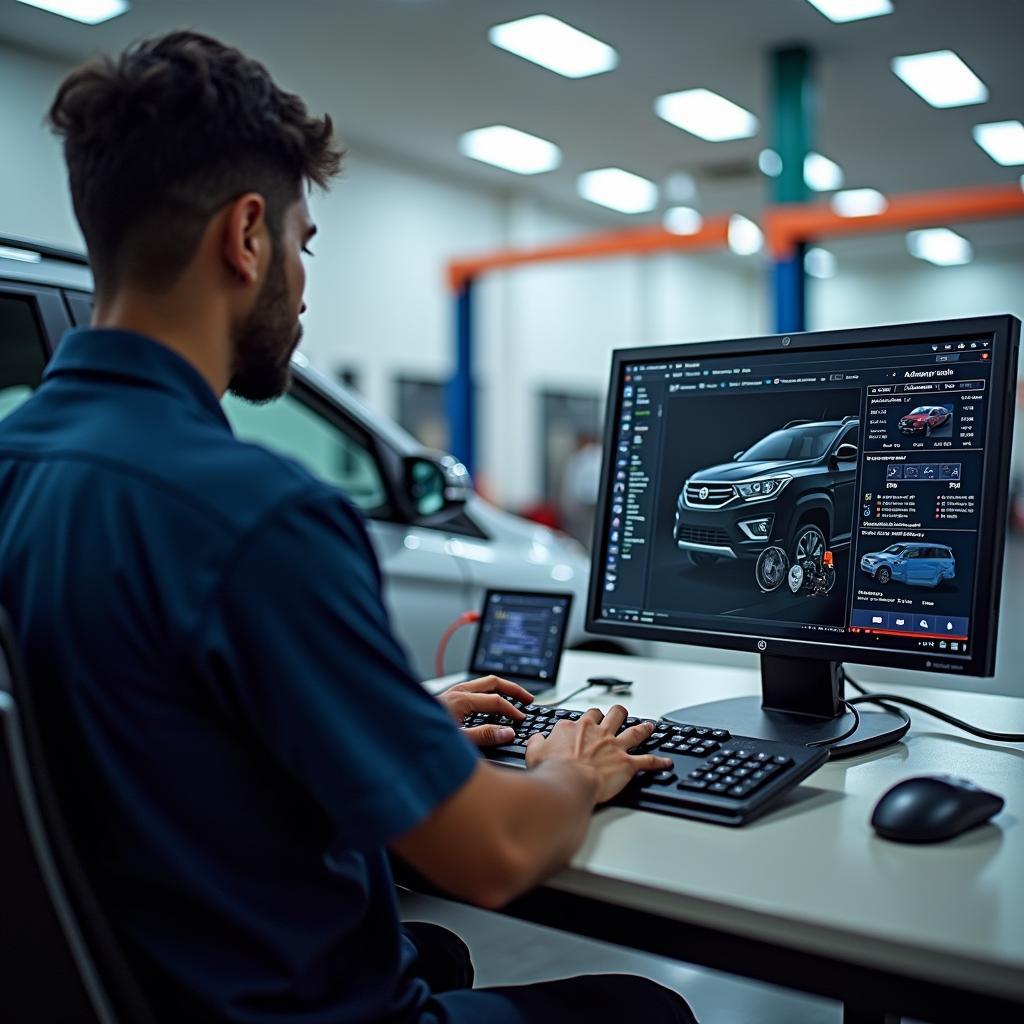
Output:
[
  {"xmin": 448, "ymin": 277, "xmax": 476, "ymax": 477},
  {"xmin": 771, "ymin": 44, "xmax": 814, "ymax": 335}
]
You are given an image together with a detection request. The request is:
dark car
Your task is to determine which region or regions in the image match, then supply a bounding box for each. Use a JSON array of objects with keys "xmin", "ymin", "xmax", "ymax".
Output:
[
  {"xmin": 673, "ymin": 417, "xmax": 859, "ymax": 565},
  {"xmin": 898, "ymin": 405, "xmax": 951, "ymax": 436}
]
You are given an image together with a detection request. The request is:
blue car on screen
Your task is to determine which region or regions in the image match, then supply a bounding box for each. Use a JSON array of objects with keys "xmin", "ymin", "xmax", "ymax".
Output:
[{"xmin": 859, "ymin": 542, "xmax": 956, "ymax": 587}]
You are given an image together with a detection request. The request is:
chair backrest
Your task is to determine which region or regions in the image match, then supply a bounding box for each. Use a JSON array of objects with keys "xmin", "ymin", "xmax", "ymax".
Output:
[{"xmin": 0, "ymin": 607, "xmax": 158, "ymax": 1024}]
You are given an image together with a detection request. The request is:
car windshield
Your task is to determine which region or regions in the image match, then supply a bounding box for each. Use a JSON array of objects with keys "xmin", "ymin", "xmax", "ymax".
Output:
[
  {"xmin": 883, "ymin": 544, "xmax": 909, "ymax": 554},
  {"xmin": 739, "ymin": 424, "xmax": 840, "ymax": 462},
  {"xmin": 909, "ymin": 407, "xmax": 930, "ymax": 415}
]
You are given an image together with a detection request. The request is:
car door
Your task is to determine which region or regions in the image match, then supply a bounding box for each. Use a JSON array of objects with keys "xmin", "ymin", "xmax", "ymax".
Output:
[
  {"xmin": 829, "ymin": 422, "xmax": 858, "ymax": 545},
  {"xmin": 0, "ymin": 284, "xmax": 70, "ymax": 421},
  {"xmin": 222, "ymin": 383, "xmax": 473, "ymax": 679}
]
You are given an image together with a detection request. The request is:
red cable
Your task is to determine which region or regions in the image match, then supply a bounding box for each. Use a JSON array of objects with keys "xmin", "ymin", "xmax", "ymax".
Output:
[{"xmin": 435, "ymin": 611, "xmax": 481, "ymax": 678}]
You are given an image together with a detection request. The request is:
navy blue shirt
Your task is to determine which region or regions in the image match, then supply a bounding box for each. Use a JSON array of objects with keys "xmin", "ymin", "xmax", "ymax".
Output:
[{"xmin": 0, "ymin": 329, "xmax": 479, "ymax": 1022}]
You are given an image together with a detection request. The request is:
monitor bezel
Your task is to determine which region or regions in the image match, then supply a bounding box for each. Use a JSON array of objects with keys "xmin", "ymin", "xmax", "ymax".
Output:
[
  {"xmin": 585, "ymin": 315, "xmax": 1020, "ymax": 678},
  {"xmin": 469, "ymin": 589, "xmax": 575, "ymax": 682}
]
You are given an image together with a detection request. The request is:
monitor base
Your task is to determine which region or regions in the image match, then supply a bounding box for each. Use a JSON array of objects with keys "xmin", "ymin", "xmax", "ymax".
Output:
[{"xmin": 662, "ymin": 695, "xmax": 908, "ymax": 758}]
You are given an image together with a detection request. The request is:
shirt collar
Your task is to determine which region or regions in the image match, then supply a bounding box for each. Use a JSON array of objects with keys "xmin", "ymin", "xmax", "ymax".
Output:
[{"xmin": 44, "ymin": 327, "xmax": 230, "ymax": 429}]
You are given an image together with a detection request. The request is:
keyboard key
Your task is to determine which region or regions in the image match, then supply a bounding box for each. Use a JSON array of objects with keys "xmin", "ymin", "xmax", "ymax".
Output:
[
  {"xmin": 678, "ymin": 725, "xmax": 695, "ymax": 735},
  {"xmin": 661, "ymin": 742, "xmax": 678, "ymax": 753},
  {"xmin": 678, "ymin": 779, "xmax": 708, "ymax": 791},
  {"xmin": 491, "ymin": 743, "xmax": 527, "ymax": 759},
  {"xmin": 709, "ymin": 782, "xmax": 729, "ymax": 793},
  {"xmin": 707, "ymin": 754, "xmax": 726, "ymax": 765},
  {"xmin": 773, "ymin": 756, "xmax": 793, "ymax": 766},
  {"xmin": 693, "ymin": 727, "xmax": 710, "ymax": 737},
  {"xmin": 721, "ymin": 775, "xmax": 740, "ymax": 786},
  {"xmin": 725, "ymin": 757, "xmax": 741, "ymax": 768},
  {"xmin": 649, "ymin": 731, "xmax": 669, "ymax": 745},
  {"xmin": 729, "ymin": 783, "xmax": 753, "ymax": 797},
  {"xmin": 734, "ymin": 749, "xmax": 754, "ymax": 759},
  {"xmin": 650, "ymin": 771, "xmax": 677, "ymax": 786},
  {"xmin": 753, "ymin": 752, "xmax": 772, "ymax": 763},
  {"xmin": 554, "ymin": 709, "xmax": 570, "ymax": 718},
  {"xmin": 568, "ymin": 711, "xmax": 582, "ymax": 720},
  {"xmin": 711, "ymin": 729, "xmax": 731, "ymax": 741}
]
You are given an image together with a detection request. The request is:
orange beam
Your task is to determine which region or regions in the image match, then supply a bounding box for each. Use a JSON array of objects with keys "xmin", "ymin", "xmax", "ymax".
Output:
[
  {"xmin": 764, "ymin": 183, "xmax": 1024, "ymax": 259},
  {"xmin": 447, "ymin": 215, "xmax": 732, "ymax": 290}
]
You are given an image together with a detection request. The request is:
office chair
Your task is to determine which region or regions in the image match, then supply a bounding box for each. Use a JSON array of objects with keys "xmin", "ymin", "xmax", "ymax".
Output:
[{"xmin": 0, "ymin": 606, "xmax": 158, "ymax": 1024}]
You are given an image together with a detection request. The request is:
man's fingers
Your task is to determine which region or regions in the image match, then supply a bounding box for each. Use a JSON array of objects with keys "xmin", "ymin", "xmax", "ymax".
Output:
[
  {"xmin": 616, "ymin": 721, "xmax": 655, "ymax": 747},
  {"xmin": 581, "ymin": 706, "xmax": 604, "ymax": 724},
  {"xmin": 459, "ymin": 675, "xmax": 534, "ymax": 703},
  {"xmin": 632, "ymin": 754, "xmax": 674, "ymax": 773},
  {"xmin": 602, "ymin": 704, "xmax": 628, "ymax": 732},
  {"xmin": 465, "ymin": 693, "xmax": 526, "ymax": 720},
  {"xmin": 463, "ymin": 724, "xmax": 517, "ymax": 748}
]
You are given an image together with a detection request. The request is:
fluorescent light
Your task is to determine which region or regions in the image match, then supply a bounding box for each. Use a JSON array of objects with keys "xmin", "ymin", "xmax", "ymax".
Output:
[
  {"xmin": 906, "ymin": 228, "xmax": 973, "ymax": 266},
  {"xmin": 488, "ymin": 14, "xmax": 618, "ymax": 79},
  {"xmin": 663, "ymin": 207, "xmax": 704, "ymax": 235},
  {"xmin": 758, "ymin": 149, "xmax": 783, "ymax": 177},
  {"xmin": 577, "ymin": 168, "xmax": 658, "ymax": 214},
  {"xmin": 831, "ymin": 188, "xmax": 887, "ymax": 217},
  {"xmin": 804, "ymin": 152, "xmax": 844, "ymax": 191},
  {"xmin": 805, "ymin": 247, "xmax": 836, "ymax": 279},
  {"xmin": 804, "ymin": 0, "xmax": 892, "ymax": 23},
  {"xmin": 892, "ymin": 51, "xmax": 988, "ymax": 109},
  {"xmin": 655, "ymin": 89, "xmax": 759, "ymax": 142},
  {"xmin": 0, "ymin": 245, "xmax": 42, "ymax": 263},
  {"xmin": 15, "ymin": 0, "xmax": 129, "ymax": 24},
  {"xmin": 458, "ymin": 125, "xmax": 561, "ymax": 175},
  {"xmin": 972, "ymin": 121, "xmax": 1024, "ymax": 166},
  {"xmin": 728, "ymin": 215, "xmax": 763, "ymax": 255}
]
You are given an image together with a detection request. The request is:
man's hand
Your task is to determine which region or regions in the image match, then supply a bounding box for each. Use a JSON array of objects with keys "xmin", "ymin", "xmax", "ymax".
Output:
[
  {"xmin": 525, "ymin": 705, "xmax": 672, "ymax": 805},
  {"xmin": 438, "ymin": 675, "xmax": 535, "ymax": 747}
]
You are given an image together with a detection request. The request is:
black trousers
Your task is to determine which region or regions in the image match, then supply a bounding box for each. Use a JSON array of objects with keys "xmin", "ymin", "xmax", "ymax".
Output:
[{"xmin": 403, "ymin": 921, "xmax": 699, "ymax": 1024}]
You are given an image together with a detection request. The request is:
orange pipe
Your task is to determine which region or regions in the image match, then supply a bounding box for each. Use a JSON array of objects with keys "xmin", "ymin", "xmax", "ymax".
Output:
[
  {"xmin": 763, "ymin": 183, "xmax": 1024, "ymax": 259},
  {"xmin": 448, "ymin": 215, "xmax": 732, "ymax": 290}
]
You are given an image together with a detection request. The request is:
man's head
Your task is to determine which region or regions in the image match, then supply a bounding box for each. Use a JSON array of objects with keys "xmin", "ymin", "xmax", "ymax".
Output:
[{"xmin": 48, "ymin": 31, "xmax": 343, "ymax": 400}]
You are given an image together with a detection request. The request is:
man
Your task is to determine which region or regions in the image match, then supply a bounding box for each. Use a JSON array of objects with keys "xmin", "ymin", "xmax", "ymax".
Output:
[{"xmin": 0, "ymin": 32, "xmax": 697, "ymax": 1024}]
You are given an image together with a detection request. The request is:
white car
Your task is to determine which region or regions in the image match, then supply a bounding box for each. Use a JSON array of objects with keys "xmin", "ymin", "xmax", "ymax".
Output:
[{"xmin": 0, "ymin": 238, "xmax": 633, "ymax": 678}]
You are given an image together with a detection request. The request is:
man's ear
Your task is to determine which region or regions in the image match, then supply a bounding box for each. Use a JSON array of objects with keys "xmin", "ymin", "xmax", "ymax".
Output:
[{"xmin": 222, "ymin": 193, "xmax": 267, "ymax": 286}]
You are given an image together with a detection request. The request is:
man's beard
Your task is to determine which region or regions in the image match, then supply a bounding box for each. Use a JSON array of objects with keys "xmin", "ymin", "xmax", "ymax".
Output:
[{"xmin": 228, "ymin": 247, "xmax": 302, "ymax": 403}]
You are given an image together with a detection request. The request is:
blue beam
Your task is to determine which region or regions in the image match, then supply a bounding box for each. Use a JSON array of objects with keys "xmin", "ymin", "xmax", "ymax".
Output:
[
  {"xmin": 771, "ymin": 45, "xmax": 814, "ymax": 334},
  {"xmin": 448, "ymin": 279, "xmax": 475, "ymax": 477}
]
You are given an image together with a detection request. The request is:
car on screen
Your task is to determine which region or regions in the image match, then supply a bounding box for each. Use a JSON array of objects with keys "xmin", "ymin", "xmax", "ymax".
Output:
[
  {"xmin": 898, "ymin": 405, "xmax": 951, "ymax": 436},
  {"xmin": 1, "ymin": 238, "xmax": 636, "ymax": 680},
  {"xmin": 859, "ymin": 542, "xmax": 956, "ymax": 587},
  {"xmin": 673, "ymin": 417, "xmax": 859, "ymax": 567}
]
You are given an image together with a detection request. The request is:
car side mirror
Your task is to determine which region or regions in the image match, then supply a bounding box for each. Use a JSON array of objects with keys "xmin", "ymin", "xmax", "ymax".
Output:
[
  {"xmin": 834, "ymin": 443, "xmax": 858, "ymax": 463},
  {"xmin": 403, "ymin": 454, "xmax": 470, "ymax": 520}
]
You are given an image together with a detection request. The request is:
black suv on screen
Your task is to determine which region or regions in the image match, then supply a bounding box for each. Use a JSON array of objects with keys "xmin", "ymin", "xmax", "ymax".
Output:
[{"xmin": 673, "ymin": 417, "xmax": 859, "ymax": 566}]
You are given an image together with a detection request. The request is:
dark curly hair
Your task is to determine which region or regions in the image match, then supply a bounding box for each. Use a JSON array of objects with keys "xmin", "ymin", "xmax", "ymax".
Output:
[{"xmin": 48, "ymin": 31, "xmax": 343, "ymax": 297}]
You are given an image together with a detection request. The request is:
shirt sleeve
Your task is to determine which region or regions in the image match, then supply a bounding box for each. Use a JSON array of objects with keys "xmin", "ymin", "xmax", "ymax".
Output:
[{"xmin": 193, "ymin": 488, "xmax": 479, "ymax": 851}]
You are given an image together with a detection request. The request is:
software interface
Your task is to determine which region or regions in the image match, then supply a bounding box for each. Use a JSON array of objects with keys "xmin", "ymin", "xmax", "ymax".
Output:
[
  {"xmin": 598, "ymin": 333, "xmax": 999, "ymax": 662},
  {"xmin": 471, "ymin": 592, "xmax": 571, "ymax": 680}
]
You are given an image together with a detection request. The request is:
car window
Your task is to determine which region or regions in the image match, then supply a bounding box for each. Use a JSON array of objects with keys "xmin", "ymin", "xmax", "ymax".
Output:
[
  {"xmin": 739, "ymin": 423, "xmax": 839, "ymax": 462},
  {"xmin": 0, "ymin": 294, "xmax": 49, "ymax": 423},
  {"xmin": 222, "ymin": 389, "xmax": 389, "ymax": 514}
]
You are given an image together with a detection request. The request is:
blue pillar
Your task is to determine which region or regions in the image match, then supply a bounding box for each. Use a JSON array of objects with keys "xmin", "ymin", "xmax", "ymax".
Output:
[
  {"xmin": 771, "ymin": 45, "xmax": 815, "ymax": 334},
  {"xmin": 448, "ymin": 279, "xmax": 475, "ymax": 477}
]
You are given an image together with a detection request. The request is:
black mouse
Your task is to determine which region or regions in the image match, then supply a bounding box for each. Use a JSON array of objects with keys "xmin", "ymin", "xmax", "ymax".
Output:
[{"xmin": 871, "ymin": 775, "xmax": 1004, "ymax": 844}]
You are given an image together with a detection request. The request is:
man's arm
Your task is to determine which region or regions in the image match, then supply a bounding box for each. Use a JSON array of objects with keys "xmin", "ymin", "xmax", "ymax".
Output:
[{"xmin": 391, "ymin": 707, "xmax": 669, "ymax": 909}]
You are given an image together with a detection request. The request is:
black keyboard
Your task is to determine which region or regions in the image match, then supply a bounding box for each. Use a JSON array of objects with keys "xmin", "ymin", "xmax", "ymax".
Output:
[{"xmin": 469, "ymin": 699, "xmax": 829, "ymax": 827}]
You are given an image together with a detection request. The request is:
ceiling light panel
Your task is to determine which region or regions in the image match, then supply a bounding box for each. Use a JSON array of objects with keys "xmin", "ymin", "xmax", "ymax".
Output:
[
  {"xmin": 831, "ymin": 188, "xmax": 887, "ymax": 217},
  {"xmin": 804, "ymin": 0, "xmax": 892, "ymax": 22},
  {"xmin": 577, "ymin": 168, "xmax": 658, "ymax": 214},
  {"xmin": 458, "ymin": 126, "xmax": 561, "ymax": 175},
  {"xmin": 663, "ymin": 207, "xmax": 703, "ymax": 235},
  {"xmin": 758, "ymin": 149, "xmax": 783, "ymax": 177},
  {"xmin": 972, "ymin": 121, "xmax": 1024, "ymax": 166},
  {"xmin": 488, "ymin": 14, "xmax": 618, "ymax": 78},
  {"xmin": 728, "ymin": 215, "xmax": 763, "ymax": 255},
  {"xmin": 891, "ymin": 51, "xmax": 989, "ymax": 108},
  {"xmin": 906, "ymin": 228, "xmax": 973, "ymax": 266},
  {"xmin": 804, "ymin": 152, "xmax": 844, "ymax": 191},
  {"xmin": 655, "ymin": 89, "xmax": 759, "ymax": 142},
  {"xmin": 805, "ymin": 247, "xmax": 836, "ymax": 279},
  {"xmin": 15, "ymin": 0, "xmax": 129, "ymax": 24}
]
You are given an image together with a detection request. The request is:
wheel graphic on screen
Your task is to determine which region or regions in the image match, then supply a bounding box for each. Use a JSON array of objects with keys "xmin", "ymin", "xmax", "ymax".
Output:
[
  {"xmin": 875, "ymin": 566, "xmax": 892, "ymax": 584},
  {"xmin": 755, "ymin": 545, "xmax": 789, "ymax": 593}
]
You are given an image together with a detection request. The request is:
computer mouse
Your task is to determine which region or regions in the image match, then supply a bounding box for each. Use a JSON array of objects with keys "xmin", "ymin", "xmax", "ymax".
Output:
[{"xmin": 871, "ymin": 775, "xmax": 1004, "ymax": 844}]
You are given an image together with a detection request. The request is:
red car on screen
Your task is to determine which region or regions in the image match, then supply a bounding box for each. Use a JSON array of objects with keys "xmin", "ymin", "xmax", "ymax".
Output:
[{"xmin": 898, "ymin": 405, "xmax": 951, "ymax": 436}]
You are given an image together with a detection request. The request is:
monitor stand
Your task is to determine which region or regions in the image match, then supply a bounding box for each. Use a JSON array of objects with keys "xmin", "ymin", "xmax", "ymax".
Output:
[{"xmin": 661, "ymin": 654, "xmax": 908, "ymax": 757}]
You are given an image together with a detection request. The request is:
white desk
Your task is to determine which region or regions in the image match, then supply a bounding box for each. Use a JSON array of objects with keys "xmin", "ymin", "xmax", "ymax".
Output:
[{"xmin": 426, "ymin": 651, "xmax": 1024, "ymax": 1022}]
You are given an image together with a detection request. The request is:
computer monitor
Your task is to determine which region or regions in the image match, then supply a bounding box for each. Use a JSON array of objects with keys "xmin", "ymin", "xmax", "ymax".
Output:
[{"xmin": 586, "ymin": 315, "xmax": 1020, "ymax": 751}]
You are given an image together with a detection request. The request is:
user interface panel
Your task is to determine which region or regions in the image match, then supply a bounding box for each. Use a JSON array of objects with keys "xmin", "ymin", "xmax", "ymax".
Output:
[
  {"xmin": 592, "ymin": 328, "xmax": 1012, "ymax": 669},
  {"xmin": 470, "ymin": 591, "xmax": 573, "ymax": 681}
]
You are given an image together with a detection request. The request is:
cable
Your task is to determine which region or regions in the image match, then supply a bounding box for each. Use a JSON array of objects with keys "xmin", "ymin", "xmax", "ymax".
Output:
[
  {"xmin": 842, "ymin": 667, "xmax": 1024, "ymax": 743},
  {"xmin": 807, "ymin": 699, "xmax": 861, "ymax": 750},
  {"xmin": 434, "ymin": 611, "xmax": 480, "ymax": 678},
  {"xmin": 536, "ymin": 676, "xmax": 634, "ymax": 708}
]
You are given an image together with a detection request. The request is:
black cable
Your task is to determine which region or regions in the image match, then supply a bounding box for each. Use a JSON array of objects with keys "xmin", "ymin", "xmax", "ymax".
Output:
[
  {"xmin": 842, "ymin": 667, "xmax": 1024, "ymax": 743},
  {"xmin": 807, "ymin": 698, "xmax": 861, "ymax": 750}
]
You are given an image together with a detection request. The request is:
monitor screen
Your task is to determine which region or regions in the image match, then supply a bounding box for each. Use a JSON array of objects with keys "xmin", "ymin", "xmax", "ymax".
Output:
[
  {"xmin": 469, "ymin": 590, "xmax": 573, "ymax": 682},
  {"xmin": 587, "ymin": 317, "xmax": 1019, "ymax": 677}
]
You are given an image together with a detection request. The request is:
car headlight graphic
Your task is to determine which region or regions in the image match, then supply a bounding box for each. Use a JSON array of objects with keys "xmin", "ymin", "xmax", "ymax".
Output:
[{"xmin": 736, "ymin": 475, "xmax": 791, "ymax": 502}]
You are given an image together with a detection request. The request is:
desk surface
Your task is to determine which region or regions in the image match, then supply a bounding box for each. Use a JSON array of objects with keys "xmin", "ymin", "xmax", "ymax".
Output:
[{"xmin": 430, "ymin": 651, "xmax": 1024, "ymax": 1003}]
